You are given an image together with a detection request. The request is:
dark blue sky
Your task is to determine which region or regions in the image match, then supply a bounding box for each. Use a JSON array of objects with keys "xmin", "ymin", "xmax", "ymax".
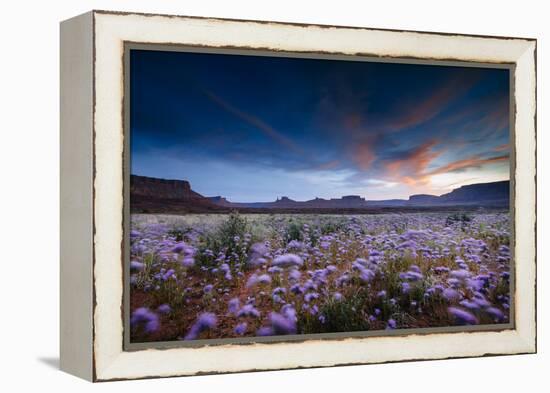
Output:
[{"xmin": 130, "ymin": 49, "xmax": 510, "ymax": 202}]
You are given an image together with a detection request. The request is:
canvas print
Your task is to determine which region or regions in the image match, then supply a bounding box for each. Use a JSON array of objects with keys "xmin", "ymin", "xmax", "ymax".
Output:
[{"xmin": 128, "ymin": 48, "xmax": 511, "ymax": 344}]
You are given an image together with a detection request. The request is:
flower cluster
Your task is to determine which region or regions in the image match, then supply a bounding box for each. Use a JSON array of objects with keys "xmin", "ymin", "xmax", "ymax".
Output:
[{"xmin": 129, "ymin": 212, "xmax": 510, "ymax": 341}]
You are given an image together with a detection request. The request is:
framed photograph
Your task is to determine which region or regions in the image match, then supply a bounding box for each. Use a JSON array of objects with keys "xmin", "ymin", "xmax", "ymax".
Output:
[{"xmin": 60, "ymin": 10, "xmax": 536, "ymax": 381}]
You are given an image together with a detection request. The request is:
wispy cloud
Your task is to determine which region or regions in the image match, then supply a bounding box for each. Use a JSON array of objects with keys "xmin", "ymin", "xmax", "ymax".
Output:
[
  {"xmin": 385, "ymin": 75, "xmax": 479, "ymax": 132},
  {"xmin": 384, "ymin": 140, "xmax": 443, "ymax": 185},
  {"xmin": 315, "ymin": 160, "xmax": 341, "ymax": 170},
  {"xmin": 366, "ymin": 179, "xmax": 399, "ymax": 188},
  {"xmin": 203, "ymin": 90, "xmax": 305, "ymax": 156},
  {"xmin": 438, "ymin": 93, "xmax": 510, "ymax": 147},
  {"xmin": 493, "ymin": 143, "xmax": 509, "ymax": 152},
  {"xmin": 443, "ymin": 177, "xmax": 480, "ymax": 189},
  {"xmin": 352, "ymin": 137, "xmax": 378, "ymax": 170},
  {"xmin": 427, "ymin": 154, "xmax": 509, "ymax": 177},
  {"xmin": 382, "ymin": 145, "xmax": 508, "ymax": 190}
]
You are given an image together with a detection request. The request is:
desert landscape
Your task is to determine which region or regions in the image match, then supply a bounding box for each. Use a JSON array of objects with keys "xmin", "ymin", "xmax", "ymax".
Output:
[
  {"xmin": 128, "ymin": 48, "xmax": 511, "ymax": 342},
  {"xmin": 129, "ymin": 177, "xmax": 511, "ymax": 342}
]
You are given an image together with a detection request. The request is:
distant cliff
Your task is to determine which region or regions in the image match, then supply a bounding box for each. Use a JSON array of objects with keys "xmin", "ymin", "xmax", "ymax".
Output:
[
  {"xmin": 407, "ymin": 194, "xmax": 440, "ymax": 205},
  {"xmin": 407, "ymin": 180, "xmax": 509, "ymax": 206},
  {"xmin": 439, "ymin": 180, "xmax": 510, "ymax": 204},
  {"xmin": 130, "ymin": 175, "xmax": 222, "ymax": 213},
  {"xmin": 215, "ymin": 195, "xmax": 370, "ymax": 209},
  {"xmin": 130, "ymin": 175, "xmax": 204, "ymax": 199},
  {"xmin": 130, "ymin": 175, "xmax": 510, "ymax": 213}
]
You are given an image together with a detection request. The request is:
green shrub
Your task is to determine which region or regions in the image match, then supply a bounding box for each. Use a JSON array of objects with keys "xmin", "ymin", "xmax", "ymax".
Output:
[
  {"xmin": 298, "ymin": 293, "xmax": 370, "ymax": 334},
  {"xmin": 218, "ymin": 211, "xmax": 248, "ymax": 247},
  {"xmin": 197, "ymin": 211, "xmax": 249, "ymax": 268},
  {"xmin": 285, "ymin": 222, "xmax": 303, "ymax": 243},
  {"xmin": 446, "ymin": 212, "xmax": 472, "ymax": 229},
  {"xmin": 320, "ymin": 220, "xmax": 345, "ymax": 235}
]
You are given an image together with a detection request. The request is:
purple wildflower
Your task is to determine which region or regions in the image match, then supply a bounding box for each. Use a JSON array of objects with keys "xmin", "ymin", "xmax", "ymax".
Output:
[
  {"xmin": 250, "ymin": 243, "xmax": 268, "ymax": 256},
  {"xmin": 304, "ymin": 292, "xmax": 319, "ymax": 303},
  {"xmin": 386, "ymin": 319, "xmax": 397, "ymax": 329},
  {"xmin": 181, "ymin": 257, "xmax": 194, "ymax": 267},
  {"xmin": 269, "ymin": 312, "xmax": 297, "ymax": 335},
  {"xmin": 131, "ymin": 307, "xmax": 160, "ymax": 334},
  {"xmin": 399, "ymin": 270, "xmax": 423, "ymax": 281},
  {"xmin": 289, "ymin": 269, "xmax": 301, "ymax": 281},
  {"xmin": 161, "ymin": 269, "xmax": 175, "ymax": 281},
  {"xmin": 157, "ymin": 304, "xmax": 171, "ymax": 314},
  {"xmin": 287, "ymin": 240, "xmax": 304, "ymax": 249},
  {"xmin": 447, "ymin": 278, "xmax": 461, "ymax": 288},
  {"xmin": 228, "ymin": 297, "xmax": 240, "ymax": 314},
  {"xmin": 467, "ymin": 278, "xmax": 485, "ymax": 291},
  {"xmin": 171, "ymin": 242, "xmax": 187, "ymax": 253},
  {"xmin": 272, "ymin": 287, "xmax": 286, "ymax": 295},
  {"xmin": 459, "ymin": 300, "xmax": 480, "ymax": 311},
  {"xmin": 258, "ymin": 274, "xmax": 272, "ymax": 284},
  {"xmin": 450, "ymin": 269, "xmax": 470, "ymax": 280},
  {"xmin": 272, "ymin": 254, "xmax": 303, "ymax": 268},
  {"xmin": 130, "ymin": 261, "xmax": 145, "ymax": 272},
  {"xmin": 485, "ymin": 307, "xmax": 505, "ymax": 322},
  {"xmin": 246, "ymin": 274, "xmax": 259, "ymax": 288},
  {"xmin": 234, "ymin": 322, "xmax": 247, "ymax": 335},
  {"xmin": 184, "ymin": 312, "xmax": 217, "ymax": 340},
  {"xmin": 268, "ymin": 266, "xmax": 283, "ymax": 274},
  {"xmin": 237, "ymin": 304, "xmax": 261, "ymax": 318},
  {"xmin": 442, "ymin": 288, "xmax": 461, "ymax": 302},
  {"xmin": 257, "ymin": 326, "xmax": 274, "ymax": 336},
  {"xmin": 359, "ymin": 268, "xmax": 375, "ymax": 282},
  {"xmin": 281, "ymin": 304, "xmax": 297, "ymax": 322},
  {"xmin": 448, "ymin": 307, "xmax": 478, "ymax": 325},
  {"xmin": 473, "ymin": 292, "xmax": 491, "ymax": 307}
]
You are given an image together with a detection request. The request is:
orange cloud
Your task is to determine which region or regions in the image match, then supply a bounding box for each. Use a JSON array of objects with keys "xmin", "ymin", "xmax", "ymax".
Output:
[
  {"xmin": 316, "ymin": 160, "xmax": 341, "ymax": 170},
  {"xmin": 384, "ymin": 139, "xmax": 443, "ymax": 185},
  {"xmin": 343, "ymin": 113, "xmax": 363, "ymax": 130},
  {"xmin": 352, "ymin": 140, "xmax": 377, "ymax": 170},
  {"xmin": 426, "ymin": 154, "xmax": 509, "ymax": 177},
  {"xmin": 493, "ymin": 143, "xmax": 509, "ymax": 152}
]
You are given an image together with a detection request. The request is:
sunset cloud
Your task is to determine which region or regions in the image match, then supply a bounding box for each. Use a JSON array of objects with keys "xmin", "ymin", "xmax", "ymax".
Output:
[
  {"xmin": 380, "ymin": 145, "xmax": 508, "ymax": 190},
  {"xmin": 493, "ymin": 143, "xmax": 509, "ymax": 152},
  {"xmin": 315, "ymin": 160, "xmax": 341, "ymax": 170},
  {"xmin": 384, "ymin": 140, "xmax": 443, "ymax": 185},
  {"xmin": 427, "ymin": 154, "xmax": 509, "ymax": 177},
  {"xmin": 352, "ymin": 138, "xmax": 377, "ymax": 170}
]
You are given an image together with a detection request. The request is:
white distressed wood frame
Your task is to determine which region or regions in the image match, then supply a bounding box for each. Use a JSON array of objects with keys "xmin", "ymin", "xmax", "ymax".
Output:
[{"xmin": 60, "ymin": 10, "xmax": 536, "ymax": 382}]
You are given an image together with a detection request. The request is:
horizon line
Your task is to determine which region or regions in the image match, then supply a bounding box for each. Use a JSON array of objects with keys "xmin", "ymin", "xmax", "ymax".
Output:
[{"xmin": 130, "ymin": 173, "xmax": 510, "ymax": 203}]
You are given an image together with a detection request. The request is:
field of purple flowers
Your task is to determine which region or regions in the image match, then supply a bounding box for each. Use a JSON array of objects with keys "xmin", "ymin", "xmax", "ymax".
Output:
[{"xmin": 129, "ymin": 211, "xmax": 511, "ymax": 342}]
